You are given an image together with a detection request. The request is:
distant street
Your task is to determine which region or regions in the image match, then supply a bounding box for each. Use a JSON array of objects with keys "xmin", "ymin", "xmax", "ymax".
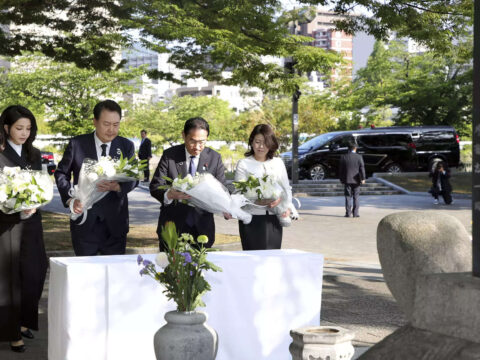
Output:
[{"xmin": 44, "ymin": 184, "xmax": 471, "ymax": 265}]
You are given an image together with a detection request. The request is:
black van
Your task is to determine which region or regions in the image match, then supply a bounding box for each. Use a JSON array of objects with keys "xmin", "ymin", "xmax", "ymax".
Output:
[{"xmin": 281, "ymin": 126, "xmax": 460, "ymax": 180}]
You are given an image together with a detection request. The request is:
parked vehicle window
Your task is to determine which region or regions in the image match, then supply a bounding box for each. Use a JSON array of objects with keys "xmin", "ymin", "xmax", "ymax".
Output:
[
  {"xmin": 358, "ymin": 134, "xmax": 411, "ymax": 147},
  {"xmin": 299, "ymin": 133, "xmax": 337, "ymax": 151},
  {"xmin": 357, "ymin": 135, "xmax": 381, "ymax": 147},
  {"xmin": 421, "ymin": 131, "xmax": 454, "ymax": 141},
  {"xmin": 331, "ymin": 135, "xmax": 354, "ymax": 148},
  {"xmin": 383, "ymin": 134, "xmax": 411, "ymax": 147}
]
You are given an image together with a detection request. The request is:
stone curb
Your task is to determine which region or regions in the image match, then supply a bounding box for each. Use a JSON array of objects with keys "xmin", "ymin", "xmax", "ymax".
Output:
[
  {"xmin": 408, "ymin": 191, "xmax": 472, "ymax": 199},
  {"xmin": 371, "ymin": 176, "xmax": 410, "ymax": 195}
]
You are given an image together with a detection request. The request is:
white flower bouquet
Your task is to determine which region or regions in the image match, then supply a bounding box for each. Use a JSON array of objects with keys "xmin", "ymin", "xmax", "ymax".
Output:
[
  {"xmin": 233, "ymin": 174, "xmax": 299, "ymax": 227},
  {"xmin": 233, "ymin": 174, "xmax": 282, "ymax": 206},
  {"xmin": 69, "ymin": 152, "xmax": 146, "ymax": 224},
  {"xmin": 160, "ymin": 173, "xmax": 253, "ymax": 224},
  {"xmin": 0, "ymin": 166, "xmax": 53, "ymax": 214}
]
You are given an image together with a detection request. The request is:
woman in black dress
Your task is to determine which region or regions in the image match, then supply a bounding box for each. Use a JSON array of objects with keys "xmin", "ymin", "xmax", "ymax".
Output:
[
  {"xmin": 234, "ymin": 124, "xmax": 293, "ymax": 250},
  {"xmin": 430, "ymin": 161, "xmax": 453, "ymax": 205},
  {"xmin": 0, "ymin": 105, "xmax": 48, "ymax": 353}
]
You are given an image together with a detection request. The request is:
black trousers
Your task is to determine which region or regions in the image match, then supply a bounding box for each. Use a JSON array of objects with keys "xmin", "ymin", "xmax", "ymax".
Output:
[
  {"xmin": 141, "ymin": 159, "xmax": 150, "ymax": 181},
  {"xmin": 158, "ymin": 208, "xmax": 216, "ymax": 252},
  {"xmin": 433, "ymin": 190, "xmax": 453, "ymax": 205},
  {"xmin": 70, "ymin": 216, "xmax": 126, "ymax": 256},
  {"xmin": 344, "ymin": 183, "xmax": 361, "ymax": 217},
  {"xmin": 0, "ymin": 213, "xmax": 47, "ymax": 342},
  {"xmin": 239, "ymin": 214, "xmax": 282, "ymax": 250}
]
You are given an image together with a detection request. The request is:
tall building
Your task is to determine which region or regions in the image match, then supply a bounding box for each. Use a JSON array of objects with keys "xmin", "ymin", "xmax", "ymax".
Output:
[
  {"xmin": 296, "ymin": 10, "xmax": 354, "ymax": 87},
  {"xmin": 122, "ymin": 45, "xmax": 179, "ymax": 103}
]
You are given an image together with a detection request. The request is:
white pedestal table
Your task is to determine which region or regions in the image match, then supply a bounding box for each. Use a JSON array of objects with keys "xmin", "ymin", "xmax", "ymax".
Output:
[{"xmin": 48, "ymin": 249, "xmax": 324, "ymax": 360}]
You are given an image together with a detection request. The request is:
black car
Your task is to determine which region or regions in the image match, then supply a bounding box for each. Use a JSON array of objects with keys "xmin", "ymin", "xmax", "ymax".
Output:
[
  {"xmin": 281, "ymin": 126, "xmax": 460, "ymax": 180},
  {"xmin": 407, "ymin": 126, "xmax": 460, "ymax": 173},
  {"xmin": 40, "ymin": 151, "xmax": 56, "ymax": 175}
]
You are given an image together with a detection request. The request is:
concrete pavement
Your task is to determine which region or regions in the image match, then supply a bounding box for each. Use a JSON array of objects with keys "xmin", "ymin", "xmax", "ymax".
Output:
[{"xmin": 0, "ymin": 185, "xmax": 471, "ymax": 359}]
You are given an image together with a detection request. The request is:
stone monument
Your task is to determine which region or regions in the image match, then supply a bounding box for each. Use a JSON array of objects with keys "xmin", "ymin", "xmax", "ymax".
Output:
[{"xmin": 360, "ymin": 211, "xmax": 480, "ymax": 359}]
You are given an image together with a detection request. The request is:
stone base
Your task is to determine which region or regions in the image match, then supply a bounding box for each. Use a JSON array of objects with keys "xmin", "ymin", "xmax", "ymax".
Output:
[
  {"xmin": 358, "ymin": 325, "xmax": 480, "ymax": 360},
  {"xmin": 290, "ymin": 326, "xmax": 355, "ymax": 360},
  {"xmin": 412, "ymin": 272, "xmax": 480, "ymax": 343}
]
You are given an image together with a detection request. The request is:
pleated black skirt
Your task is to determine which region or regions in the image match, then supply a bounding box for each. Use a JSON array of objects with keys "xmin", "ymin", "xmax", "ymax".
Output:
[
  {"xmin": 0, "ymin": 212, "xmax": 47, "ymax": 342},
  {"xmin": 239, "ymin": 214, "xmax": 283, "ymax": 250}
]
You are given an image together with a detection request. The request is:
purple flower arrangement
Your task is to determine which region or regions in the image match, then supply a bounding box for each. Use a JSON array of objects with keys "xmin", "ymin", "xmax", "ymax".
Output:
[{"xmin": 137, "ymin": 222, "xmax": 222, "ymax": 312}]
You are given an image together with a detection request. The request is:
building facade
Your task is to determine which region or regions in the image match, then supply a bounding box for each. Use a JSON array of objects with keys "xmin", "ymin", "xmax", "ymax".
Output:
[{"xmin": 297, "ymin": 11, "xmax": 354, "ymax": 87}]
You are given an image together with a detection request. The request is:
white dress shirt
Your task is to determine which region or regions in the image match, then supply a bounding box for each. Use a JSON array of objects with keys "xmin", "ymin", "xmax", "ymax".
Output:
[
  {"xmin": 164, "ymin": 147, "xmax": 200, "ymax": 205},
  {"xmin": 185, "ymin": 148, "xmax": 200, "ymax": 175},
  {"xmin": 94, "ymin": 132, "xmax": 111, "ymax": 159},
  {"xmin": 7, "ymin": 139, "xmax": 22, "ymax": 157},
  {"xmin": 234, "ymin": 156, "xmax": 293, "ymax": 215}
]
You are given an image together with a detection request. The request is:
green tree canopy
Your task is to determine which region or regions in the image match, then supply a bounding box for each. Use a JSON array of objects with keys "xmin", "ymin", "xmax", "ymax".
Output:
[
  {"xmin": 0, "ymin": 53, "xmax": 143, "ymax": 136},
  {"xmin": 0, "ymin": 1, "xmax": 128, "ymax": 70},
  {"xmin": 300, "ymin": 0, "xmax": 473, "ymax": 53},
  {"xmin": 349, "ymin": 40, "xmax": 472, "ymax": 136},
  {"xmin": 0, "ymin": 1, "xmax": 473, "ymax": 95},
  {"xmin": 122, "ymin": 96, "xmax": 238, "ymax": 146}
]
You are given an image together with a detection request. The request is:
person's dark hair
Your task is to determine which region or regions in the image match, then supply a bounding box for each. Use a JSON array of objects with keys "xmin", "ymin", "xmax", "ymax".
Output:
[
  {"xmin": 0, "ymin": 105, "xmax": 39, "ymax": 163},
  {"xmin": 141, "ymin": 129, "xmax": 147, "ymax": 134},
  {"xmin": 93, "ymin": 99, "xmax": 122, "ymax": 120},
  {"xmin": 348, "ymin": 141, "xmax": 357, "ymax": 151},
  {"xmin": 436, "ymin": 161, "xmax": 448, "ymax": 171},
  {"xmin": 244, "ymin": 124, "xmax": 279, "ymax": 160},
  {"xmin": 183, "ymin": 117, "xmax": 209, "ymax": 136}
]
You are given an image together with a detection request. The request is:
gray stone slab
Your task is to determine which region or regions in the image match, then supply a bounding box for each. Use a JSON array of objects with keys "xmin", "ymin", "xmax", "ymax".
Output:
[
  {"xmin": 413, "ymin": 272, "xmax": 480, "ymax": 343},
  {"xmin": 359, "ymin": 325, "xmax": 480, "ymax": 360}
]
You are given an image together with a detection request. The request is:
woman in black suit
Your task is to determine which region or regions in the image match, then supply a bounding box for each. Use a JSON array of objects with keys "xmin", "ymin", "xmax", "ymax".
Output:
[
  {"xmin": 0, "ymin": 105, "xmax": 48, "ymax": 353},
  {"xmin": 430, "ymin": 161, "xmax": 453, "ymax": 205}
]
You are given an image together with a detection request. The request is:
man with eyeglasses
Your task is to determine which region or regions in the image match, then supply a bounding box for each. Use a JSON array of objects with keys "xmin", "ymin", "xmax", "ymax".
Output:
[{"xmin": 150, "ymin": 117, "xmax": 230, "ymax": 250}]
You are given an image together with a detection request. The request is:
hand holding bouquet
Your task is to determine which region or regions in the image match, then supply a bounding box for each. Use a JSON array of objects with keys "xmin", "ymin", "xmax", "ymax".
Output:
[
  {"xmin": 159, "ymin": 173, "xmax": 252, "ymax": 224},
  {"xmin": 0, "ymin": 166, "xmax": 53, "ymax": 215},
  {"xmin": 69, "ymin": 152, "xmax": 147, "ymax": 224},
  {"xmin": 234, "ymin": 173, "xmax": 300, "ymax": 227},
  {"xmin": 233, "ymin": 174, "xmax": 282, "ymax": 206}
]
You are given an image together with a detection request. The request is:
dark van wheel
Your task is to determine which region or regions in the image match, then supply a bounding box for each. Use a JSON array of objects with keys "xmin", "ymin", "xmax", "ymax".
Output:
[
  {"xmin": 309, "ymin": 164, "xmax": 326, "ymax": 180},
  {"xmin": 429, "ymin": 158, "xmax": 443, "ymax": 173},
  {"xmin": 385, "ymin": 163, "xmax": 402, "ymax": 174}
]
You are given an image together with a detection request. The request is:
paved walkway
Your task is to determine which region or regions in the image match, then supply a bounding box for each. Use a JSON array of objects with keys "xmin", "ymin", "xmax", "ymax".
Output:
[{"xmin": 0, "ymin": 186, "xmax": 472, "ymax": 359}]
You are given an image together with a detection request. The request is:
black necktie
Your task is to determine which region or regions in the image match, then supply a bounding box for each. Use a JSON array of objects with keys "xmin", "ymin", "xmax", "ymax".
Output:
[
  {"xmin": 189, "ymin": 156, "xmax": 196, "ymax": 176},
  {"xmin": 101, "ymin": 144, "xmax": 107, "ymax": 157}
]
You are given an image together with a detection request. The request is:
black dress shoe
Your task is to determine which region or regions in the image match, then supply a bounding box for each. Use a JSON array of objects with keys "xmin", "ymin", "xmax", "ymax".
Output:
[
  {"xmin": 353, "ymin": 215, "xmax": 360, "ymax": 218},
  {"xmin": 21, "ymin": 329, "xmax": 34, "ymax": 339},
  {"xmin": 344, "ymin": 214, "xmax": 351, "ymax": 217},
  {"xmin": 10, "ymin": 343, "xmax": 26, "ymax": 353}
]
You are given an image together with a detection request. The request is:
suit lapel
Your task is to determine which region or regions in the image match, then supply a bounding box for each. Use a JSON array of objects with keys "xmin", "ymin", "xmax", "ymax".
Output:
[
  {"xmin": 86, "ymin": 133, "xmax": 99, "ymax": 161},
  {"xmin": 3, "ymin": 142, "xmax": 29, "ymax": 169},
  {"xmin": 175, "ymin": 145, "xmax": 187, "ymax": 177},
  {"xmin": 198, "ymin": 149, "xmax": 209, "ymax": 174},
  {"xmin": 109, "ymin": 137, "xmax": 121, "ymax": 159}
]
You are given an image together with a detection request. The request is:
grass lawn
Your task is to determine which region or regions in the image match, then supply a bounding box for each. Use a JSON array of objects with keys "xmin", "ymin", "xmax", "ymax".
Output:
[
  {"xmin": 381, "ymin": 172, "xmax": 472, "ymax": 194},
  {"xmin": 42, "ymin": 211, "xmax": 240, "ymax": 252}
]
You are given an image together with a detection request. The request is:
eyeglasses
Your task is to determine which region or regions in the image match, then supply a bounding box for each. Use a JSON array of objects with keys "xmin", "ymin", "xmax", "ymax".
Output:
[{"xmin": 187, "ymin": 139, "xmax": 207, "ymax": 146}]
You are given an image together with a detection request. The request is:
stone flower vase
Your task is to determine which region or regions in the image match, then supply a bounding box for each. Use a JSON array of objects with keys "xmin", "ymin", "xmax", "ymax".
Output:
[{"xmin": 153, "ymin": 310, "xmax": 218, "ymax": 360}]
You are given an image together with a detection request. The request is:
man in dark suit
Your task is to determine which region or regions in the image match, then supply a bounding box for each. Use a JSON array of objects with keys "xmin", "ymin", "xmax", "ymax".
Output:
[
  {"xmin": 55, "ymin": 100, "xmax": 137, "ymax": 256},
  {"xmin": 150, "ymin": 117, "xmax": 230, "ymax": 250},
  {"xmin": 339, "ymin": 141, "xmax": 366, "ymax": 218},
  {"xmin": 138, "ymin": 129, "xmax": 152, "ymax": 183}
]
